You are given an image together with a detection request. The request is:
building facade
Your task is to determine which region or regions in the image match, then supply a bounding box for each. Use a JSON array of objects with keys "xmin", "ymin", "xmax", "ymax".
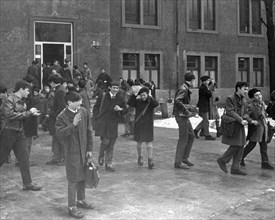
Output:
[{"xmin": 0, "ymin": 0, "xmax": 269, "ymax": 102}]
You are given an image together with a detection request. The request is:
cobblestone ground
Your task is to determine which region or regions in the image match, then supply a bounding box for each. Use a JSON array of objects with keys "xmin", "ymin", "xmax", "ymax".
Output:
[{"xmin": 0, "ymin": 124, "xmax": 274, "ymax": 220}]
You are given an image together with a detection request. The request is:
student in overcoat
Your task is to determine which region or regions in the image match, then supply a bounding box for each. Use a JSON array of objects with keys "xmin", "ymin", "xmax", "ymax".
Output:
[
  {"xmin": 55, "ymin": 91, "xmax": 94, "ymax": 219},
  {"xmin": 93, "ymin": 82, "xmax": 127, "ymax": 171},
  {"xmin": 128, "ymin": 87, "xmax": 159, "ymax": 169},
  {"xmin": 217, "ymin": 82, "xmax": 249, "ymax": 176},
  {"xmin": 241, "ymin": 88, "xmax": 274, "ymax": 170}
]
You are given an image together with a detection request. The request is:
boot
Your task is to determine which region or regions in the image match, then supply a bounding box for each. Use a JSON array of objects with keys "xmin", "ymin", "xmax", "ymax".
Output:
[
  {"xmin": 215, "ymin": 120, "xmax": 221, "ymax": 137},
  {"xmin": 137, "ymin": 156, "xmax": 143, "ymax": 166},
  {"xmin": 148, "ymin": 158, "xmax": 154, "ymax": 170}
]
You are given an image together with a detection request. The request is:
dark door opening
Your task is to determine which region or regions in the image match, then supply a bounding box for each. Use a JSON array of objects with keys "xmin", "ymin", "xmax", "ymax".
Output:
[{"xmin": 43, "ymin": 44, "xmax": 64, "ymax": 65}]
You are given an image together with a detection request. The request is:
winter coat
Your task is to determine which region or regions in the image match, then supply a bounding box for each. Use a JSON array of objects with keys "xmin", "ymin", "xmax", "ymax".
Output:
[
  {"xmin": 93, "ymin": 91, "xmax": 127, "ymax": 139},
  {"xmin": 128, "ymin": 95, "xmax": 159, "ymax": 142},
  {"xmin": 222, "ymin": 93, "xmax": 249, "ymax": 146},
  {"xmin": 246, "ymin": 100, "xmax": 268, "ymax": 143},
  {"xmin": 79, "ymin": 88, "xmax": 91, "ymax": 113},
  {"xmin": 55, "ymin": 107, "xmax": 93, "ymax": 182},
  {"xmin": 197, "ymin": 84, "xmax": 212, "ymax": 113},
  {"xmin": 48, "ymin": 85, "xmax": 67, "ymax": 135}
]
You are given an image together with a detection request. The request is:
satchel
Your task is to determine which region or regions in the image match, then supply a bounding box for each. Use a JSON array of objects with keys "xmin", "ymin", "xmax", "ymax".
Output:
[
  {"xmin": 220, "ymin": 113, "xmax": 236, "ymax": 138},
  {"xmin": 85, "ymin": 157, "xmax": 100, "ymax": 189}
]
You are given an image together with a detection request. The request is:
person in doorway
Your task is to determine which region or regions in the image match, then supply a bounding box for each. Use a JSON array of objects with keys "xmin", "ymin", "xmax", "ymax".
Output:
[
  {"xmin": 193, "ymin": 76, "xmax": 216, "ymax": 140},
  {"xmin": 52, "ymin": 60, "xmax": 62, "ymax": 74},
  {"xmin": 62, "ymin": 64, "xmax": 73, "ymax": 82},
  {"xmin": 0, "ymin": 80, "xmax": 42, "ymax": 191},
  {"xmin": 128, "ymin": 87, "xmax": 159, "ymax": 169},
  {"xmin": 43, "ymin": 62, "xmax": 52, "ymax": 88},
  {"xmin": 173, "ymin": 72, "xmax": 198, "ymax": 169},
  {"xmin": 56, "ymin": 91, "xmax": 94, "ymax": 219},
  {"xmin": 95, "ymin": 68, "xmax": 112, "ymax": 93},
  {"xmin": 241, "ymin": 88, "xmax": 274, "ymax": 170},
  {"xmin": 93, "ymin": 82, "xmax": 127, "ymax": 172},
  {"xmin": 27, "ymin": 60, "xmax": 40, "ymax": 89},
  {"xmin": 217, "ymin": 81, "xmax": 249, "ymax": 176}
]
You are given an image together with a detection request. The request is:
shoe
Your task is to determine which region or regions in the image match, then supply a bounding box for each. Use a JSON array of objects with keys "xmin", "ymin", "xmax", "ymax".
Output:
[
  {"xmin": 68, "ymin": 206, "xmax": 84, "ymax": 219},
  {"xmin": 138, "ymin": 156, "xmax": 143, "ymax": 166},
  {"xmin": 240, "ymin": 159, "xmax": 245, "ymax": 166},
  {"xmin": 148, "ymin": 158, "xmax": 154, "ymax": 170},
  {"xmin": 46, "ymin": 159, "xmax": 59, "ymax": 165},
  {"xmin": 261, "ymin": 162, "xmax": 274, "ymax": 170},
  {"xmin": 231, "ymin": 169, "xmax": 247, "ymax": 176},
  {"xmin": 217, "ymin": 158, "xmax": 228, "ymax": 173},
  {"xmin": 200, "ymin": 132, "xmax": 205, "ymax": 137},
  {"xmin": 76, "ymin": 200, "xmax": 95, "ymax": 210},
  {"xmin": 174, "ymin": 162, "xmax": 190, "ymax": 169},
  {"xmin": 98, "ymin": 157, "xmax": 104, "ymax": 166},
  {"xmin": 23, "ymin": 183, "xmax": 42, "ymax": 191},
  {"xmin": 182, "ymin": 159, "xmax": 194, "ymax": 166},
  {"xmin": 216, "ymin": 132, "xmax": 221, "ymax": 138},
  {"xmin": 105, "ymin": 164, "xmax": 115, "ymax": 172},
  {"xmin": 193, "ymin": 129, "xmax": 199, "ymax": 139},
  {"xmin": 205, "ymin": 135, "xmax": 216, "ymax": 140},
  {"xmin": 121, "ymin": 133, "xmax": 130, "ymax": 137}
]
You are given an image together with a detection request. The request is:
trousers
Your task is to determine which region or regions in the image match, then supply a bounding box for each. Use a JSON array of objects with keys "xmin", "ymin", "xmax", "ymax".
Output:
[
  {"xmin": 220, "ymin": 145, "xmax": 244, "ymax": 170},
  {"xmin": 242, "ymin": 141, "xmax": 269, "ymax": 162},
  {"xmin": 0, "ymin": 129, "xmax": 32, "ymax": 185},
  {"xmin": 175, "ymin": 116, "xmax": 195, "ymax": 163},
  {"xmin": 68, "ymin": 180, "xmax": 85, "ymax": 207},
  {"xmin": 52, "ymin": 134, "xmax": 64, "ymax": 161},
  {"xmin": 195, "ymin": 111, "xmax": 210, "ymax": 136},
  {"xmin": 99, "ymin": 137, "xmax": 116, "ymax": 165}
]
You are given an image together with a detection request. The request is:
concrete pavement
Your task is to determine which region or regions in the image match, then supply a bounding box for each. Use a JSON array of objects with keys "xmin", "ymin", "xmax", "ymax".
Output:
[{"xmin": 0, "ymin": 124, "xmax": 274, "ymax": 220}]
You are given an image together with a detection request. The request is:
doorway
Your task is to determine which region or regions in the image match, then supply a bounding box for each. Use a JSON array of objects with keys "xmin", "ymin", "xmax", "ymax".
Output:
[{"xmin": 43, "ymin": 44, "xmax": 64, "ymax": 65}]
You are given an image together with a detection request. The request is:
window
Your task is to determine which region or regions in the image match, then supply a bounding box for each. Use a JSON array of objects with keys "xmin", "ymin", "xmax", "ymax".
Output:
[
  {"xmin": 144, "ymin": 54, "xmax": 160, "ymax": 88},
  {"xmin": 239, "ymin": 0, "xmax": 261, "ymax": 35},
  {"xmin": 188, "ymin": 0, "xmax": 216, "ymax": 31},
  {"xmin": 205, "ymin": 56, "xmax": 217, "ymax": 81},
  {"xmin": 123, "ymin": 0, "xmax": 160, "ymax": 28},
  {"xmin": 253, "ymin": 58, "xmax": 263, "ymax": 87},
  {"xmin": 238, "ymin": 57, "xmax": 249, "ymax": 82},
  {"xmin": 187, "ymin": 56, "xmax": 200, "ymax": 87},
  {"xmin": 122, "ymin": 53, "xmax": 139, "ymax": 80}
]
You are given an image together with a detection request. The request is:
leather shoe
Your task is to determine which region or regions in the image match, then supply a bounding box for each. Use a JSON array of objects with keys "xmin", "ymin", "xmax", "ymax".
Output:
[
  {"xmin": 205, "ymin": 135, "xmax": 216, "ymax": 140},
  {"xmin": 231, "ymin": 169, "xmax": 247, "ymax": 176},
  {"xmin": 261, "ymin": 162, "xmax": 274, "ymax": 170},
  {"xmin": 217, "ymin": 158, "xmax": 228, "ymax": 173},
  {"xmin": 23, "ymin": 184, "xmax": 42, "ymax": 191},
  {"xmin": 182, "ymin": 159, "xmax": 194, "ymax": 166},
  {"xmin": 174, "ymin": 162, "xmax": 190, "ymax": 169},
  {"xmin": 98, "ymin": 157, "xmax": 104, "ymax": 166},
  {"xmin": 76, "ymin": 200, "xmax": 95, "ymax": 210},
  {"xmin": 105, "ymin": 164, "xmax": 115, "ymax": 172},
  {"xmin": 68, "ymin": 206, "xmax": 84, "ymax": 219},
  {"xmin": 193, "ymin": 129, "xmax": 199, "ymax": 139}
]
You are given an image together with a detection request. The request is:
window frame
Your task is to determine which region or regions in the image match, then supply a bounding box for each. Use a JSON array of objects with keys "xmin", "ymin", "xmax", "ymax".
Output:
[
  {"xmin": 122, "ymin": 0, "xmax": 161, "ymax": 29},
  {"xmin": 235, "ymin": 54, "xmax": 266, "ymax": 88},
  {"xmin": 185, "ymin": 52, "xmax": 220, "ymax": 88},
  {"xmin": 186, "ymin": 0, "xmax": 218, "ymax": 34},
  {"xmin": 237, "ymin": 0, "xmax": 264, "ymax": 37}
]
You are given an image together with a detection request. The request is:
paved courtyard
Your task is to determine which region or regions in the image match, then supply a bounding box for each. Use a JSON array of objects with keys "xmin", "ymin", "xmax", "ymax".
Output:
[{"xmin": 0, "ymin": 123, "xmax": 274, "ymax": 220}]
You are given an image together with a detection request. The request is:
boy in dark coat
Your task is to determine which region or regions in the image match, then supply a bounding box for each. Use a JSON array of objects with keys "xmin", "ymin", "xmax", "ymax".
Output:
[
  {"xmin": 194, "ymin": 75, "xmax": 215, "ymax": 140},
  {"xmin": 128, "ymin": 87, "xmax": 159, "ymax": 169},
  {"xmin": 217, "ymin": 82, "xmax": 249, "ymax": 175},
  {"xmin": 241, "ymin": 88, "xmax": 274, "ymax": 170},
  {"xmin": 93, "ymin": 82, "xmax": 127, "ymax": 172},
  {"xmin": 56, "ymin": 91, "xmax": 94, "ymax": 219}
]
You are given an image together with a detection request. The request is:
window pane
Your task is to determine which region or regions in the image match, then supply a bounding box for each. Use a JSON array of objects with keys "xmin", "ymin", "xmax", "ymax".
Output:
[
  {"xmin": 239, "ymin": 0, "xmax": 249, "ymax": 33},
  {"xmin": 205, "ymin": 56, "xmax": 217, "ymax": 81},
  {"xmin": 189, "ymin": 0, "xmax": 201, "ymax": 29},
  {"xmin": 187, "ymin": 56, "xmax": 200, "ymax": 87},
  {"xmin": 204, "ymin": 0, "xmax": 215, "ymax": 30},
  {"xmin": 238, "ymin": 57, "xmax": 249, "ymax": 82},
  {"xmin": 125, "ymin": 0, "xmax": 140, "ymax": 24},
  {"xmin": 123, "ymin": 53, "xmax": 139, "ymax": 67},
  {"xmin": 145, "ymin": 54, "xmax": 159, "ymax": 68},
  {"xmin": 35, "ymin": 45, "xmax": 41, "ymax": 55},
  {"xmin": 252, "ymin": 0, "xmax": 261, "ymax": 34},
  {"xmin": 35, "ymin": 22, "xmax": 71, "ymax": 42},
  {"xmin": 144, "ymin": 0, "xmax": 158, "ymax": 25},
  {"xmin": 253, "ymin": 58, "xmax": 263, "ymax": 86}
]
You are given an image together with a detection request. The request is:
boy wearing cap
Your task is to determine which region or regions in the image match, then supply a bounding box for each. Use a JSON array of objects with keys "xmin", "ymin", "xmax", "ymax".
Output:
[
  {"xmin": 241, "ymin": 88, "xmax": 274, "ymax": 170},
  {"xmin": 93, "ymin": 82, "xmax": 127, "ymax": 171},
  {"xmin": 173, "ymin": 72, "xmax": 197, "ymax": 169},
  {"xmin": 194, "ymin": 75, "xmax": 216, "ymax": 140}
]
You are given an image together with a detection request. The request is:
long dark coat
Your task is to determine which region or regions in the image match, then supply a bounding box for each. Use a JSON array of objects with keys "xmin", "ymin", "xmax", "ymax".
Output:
[
  {"xmin": 93, "ymin": 92, "xmax": 127, "ymax": 139},
  {"xmin": 48, "ymin": 85, "xmax": 67, "ymax": 135},
  {"xmin": 197, "ymin": 84, "xmax": 212, "ymax": 113},
  {"xmin": 222, "ymin": 93, "xmax": 249, "ymax": 146},
  {"xmin": 128, "ymin": 95, "xmax": 159, "ymax": 142},
  {"xmin": 246, "ymin": 100, "xmax": 268, "ymax": 143},
  {"xmin": 55, "ymin": 107, "xmax": 93, "ymax": 182}
]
